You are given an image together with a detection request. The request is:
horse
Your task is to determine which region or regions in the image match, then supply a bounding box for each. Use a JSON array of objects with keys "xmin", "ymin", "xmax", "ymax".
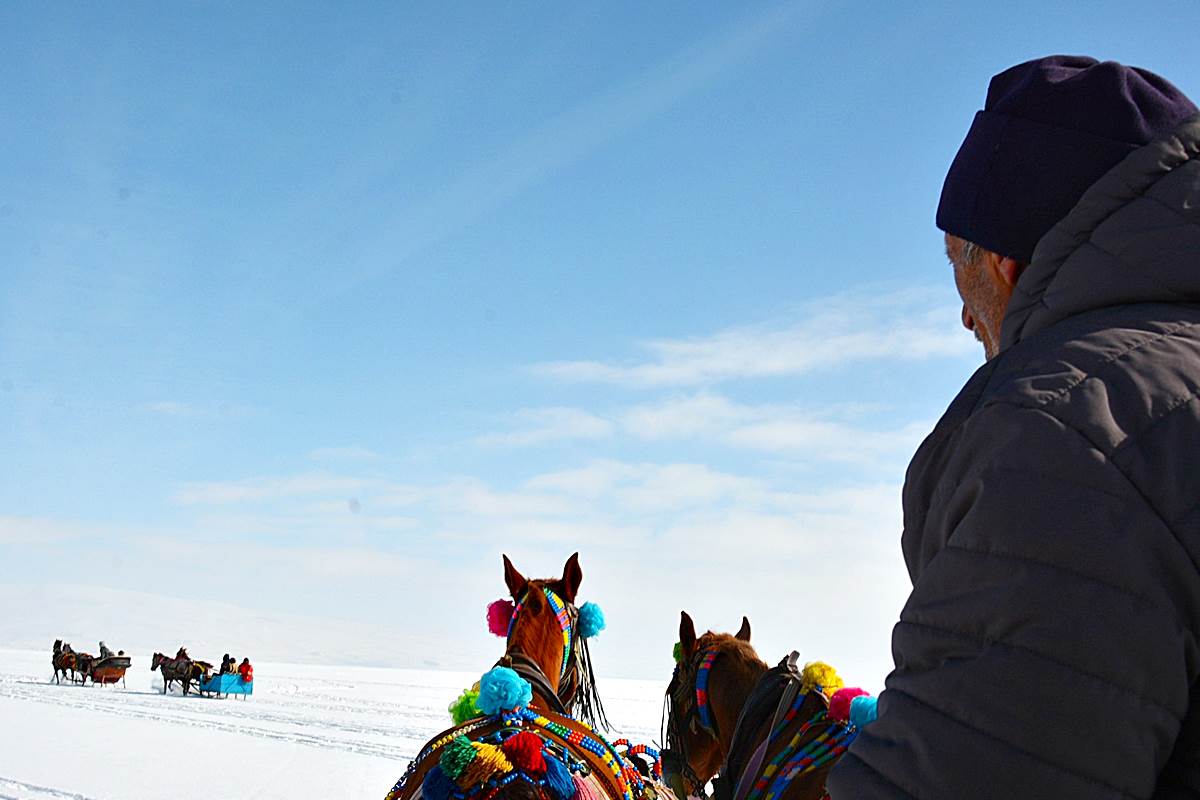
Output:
[
  {"xmin": 661, "ymin": 612, "xmax": 873, "ymax": 800},
  {"xmin": 384, "ymin": 553, "xmax": 670, "ymax": 800},
  {"xmin": 52, "ymin": 640, "xmax": 77, "ymax": 684},
  {"xmin": 73, "ymin": 652, "xmax": 95, "ymax": 685},
  {"xmin": 151, "ymin": 651, "xmax": 197, "ymax": 695}
]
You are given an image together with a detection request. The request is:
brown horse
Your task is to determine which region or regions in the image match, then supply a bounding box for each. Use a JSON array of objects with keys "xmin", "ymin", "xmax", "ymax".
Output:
[
  {"xmin": 151, "ymin": 651, "xmax": 197, "ymax": 695},
  {"xmin": 661, "ymin": 612, "xmax": 858, "ymax": 800},
  {"xmin": 52, "ymin": 640, "xmax": 76, "ymax": 684},
  {"xmin": 73, "ymin": 652, "xmax": 95, "ymax": 685},
  {"xmin": 384, "ymin": 553, "xmax": 669, "ymax": 800}
]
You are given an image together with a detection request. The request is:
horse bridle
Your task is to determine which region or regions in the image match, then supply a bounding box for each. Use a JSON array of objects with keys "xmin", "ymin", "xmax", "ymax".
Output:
[
  {"xmin": 497, "ymin": 587, "xmax": 582, "ymax": 716},
  {"xmin": 664, "ymin": 647, "xmax": 722, "ymax": 798}
]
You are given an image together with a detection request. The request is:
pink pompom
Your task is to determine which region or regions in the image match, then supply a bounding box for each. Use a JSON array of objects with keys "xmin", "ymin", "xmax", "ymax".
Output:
[
  {"xmin": 828, "ymin": 687, "xmax": 870, "ymax": 722},
  {"xmin": 487, "ymin": 599, "xmax": 516, "ymax": 637}
]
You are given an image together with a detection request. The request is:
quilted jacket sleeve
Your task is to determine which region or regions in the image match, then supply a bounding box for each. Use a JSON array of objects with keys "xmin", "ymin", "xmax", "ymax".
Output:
[{"xmin": 827, "ymin": 403, "xmax": 1199, "ymax": 799}]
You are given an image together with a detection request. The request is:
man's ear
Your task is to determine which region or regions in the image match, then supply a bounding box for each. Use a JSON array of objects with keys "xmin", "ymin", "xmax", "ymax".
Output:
[{"xmin": 987, "ymin": 250, "xmax": 1025, "ymax": 289}]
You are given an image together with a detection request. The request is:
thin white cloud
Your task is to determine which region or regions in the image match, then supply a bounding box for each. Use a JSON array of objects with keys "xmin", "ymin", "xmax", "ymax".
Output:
[
  {"xmin": 533, "ymin": 290, "xmax": 974, "ymax": 387},
  {"xmin": 172, "ymin": 474, "xmax": 381, "ymax": 505},
  {"xmin": 307, "ymin": 446, "xmax": 386, "ymax": 462},
  {"xmin": 476, "ymin": 408, "xmax": 614, "ymax": 446},
  {"xmin": 486, "ymin": 392, "xmax": 932, "ymax": 464},
  {"xmin": 0, "ymin": 516, "xmax": 94, "ymax": 544},
  {"xmin": 319, "ymin": 3, "xmax": 810, "ymax": 303},
  {"xmin": 139, "ymin": 401, "xmax": 206, "ymax": 417}
]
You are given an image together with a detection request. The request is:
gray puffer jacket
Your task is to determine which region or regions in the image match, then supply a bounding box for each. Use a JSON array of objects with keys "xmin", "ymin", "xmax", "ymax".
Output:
[{"xmin": 829, "ymin": 116, "xmax": 1200, "ymax": 799}]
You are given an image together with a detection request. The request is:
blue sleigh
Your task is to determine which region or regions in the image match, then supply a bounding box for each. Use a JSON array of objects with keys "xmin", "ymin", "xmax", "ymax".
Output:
[{"xmin": 198, "ymin": 672, "xmax": 254, "ymax": 699}]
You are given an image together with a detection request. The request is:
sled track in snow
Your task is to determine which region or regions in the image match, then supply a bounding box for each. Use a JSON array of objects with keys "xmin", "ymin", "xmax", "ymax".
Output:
[
  {"xmin": 0, "ymin": 776, "xmax": 102, "ymax": 800},
  {"xmin": 0, "ymin": 672, "xmax": 432, "ymax": 762}
]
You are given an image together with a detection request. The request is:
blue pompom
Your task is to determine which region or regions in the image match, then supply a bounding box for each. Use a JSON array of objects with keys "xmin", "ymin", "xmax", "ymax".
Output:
[
  {"xmin": 476, "ymin": 666, "xmax": 533, "ymax": 715},
  {"xmin": 543, "ymin": 754, "xmax": 577, "ymax": 800},
  {"xmin": 577, "ymin": 602, "xmax": 606, "ymax": 639},
  {"xmin": 849, "ymin": 695, "xmax": 878, "ymax": 728},
  {"xmin": 422, "ymin": 766, "xmax": 456, "ymax": 800}
]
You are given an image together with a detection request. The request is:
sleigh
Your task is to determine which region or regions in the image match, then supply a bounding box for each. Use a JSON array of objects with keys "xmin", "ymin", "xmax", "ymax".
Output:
[
  {"xmin": 199, "ymin": 671, "xmax": 253, "ymax": 699},
  {"xmin": 89, "ymin": 655, "xmax": 132, "ymax": 686}
]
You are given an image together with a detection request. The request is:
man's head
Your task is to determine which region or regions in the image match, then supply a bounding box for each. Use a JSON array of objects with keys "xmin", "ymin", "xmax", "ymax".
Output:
[
  {"xmin": 937, "ymin": 56, "xmax": 1198, "ymax": 358},
  {"xmin": 945, "ymin": 235, "xmax": 1024, "ymax": 360}
]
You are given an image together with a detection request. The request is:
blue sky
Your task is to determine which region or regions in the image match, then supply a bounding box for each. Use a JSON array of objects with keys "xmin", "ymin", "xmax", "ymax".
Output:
[{"xmin": 3, "ymin": 2, "xmax": 1199, "ymax": 681}]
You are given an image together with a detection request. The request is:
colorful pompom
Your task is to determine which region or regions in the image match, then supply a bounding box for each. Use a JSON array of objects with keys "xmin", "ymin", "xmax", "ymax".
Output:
[
  {"xmin": 543, "ymin": 754, "xmax": 578, "ymax": 800},
  {"xmin": 827, "ymin": 687, "xmax": 869, "ymax": 722},
  {"xmin": 849, "ymin": 695, "xmax": 878, "ymax": 728},
  {"xmin": 488, "ymin": 599, "xmax": 516, "ymax": 637},
  {"xmin": 577, "ymin": 602, "xmax": 606, "ymax": 639},
  {"xmin": 672, "ymin": 642, "xmax": 682, "ymax": 663},
  {"xmin": 501, "ymin": 731, "xmax": 548, "ymax": 774},
  {"xmin": 439, "ymin": 735, "xmax": 478, "ymax": 780},
  {"xmin": 800, "ymin": 661, "xmax": 844, "ymax": 696},
  {"xmin": 457, "ymin": 742, "xmax": 513, "ymax": 788},
  {"xmin": 477, "ymin": 666, "xmax": 533, "ymax": 715},
  {"xmin": 449, "ymin": 687, "xmax": 481, "ymax": 725},
  {"xmin": 422, "ymin": 766, "xmax": 456, "ymax": 800}
]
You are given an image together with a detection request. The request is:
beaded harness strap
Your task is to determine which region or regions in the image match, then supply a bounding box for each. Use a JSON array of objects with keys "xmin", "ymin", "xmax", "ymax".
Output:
[{"xmin": 694, "ymin": 649, "xmax": 720, "ymax": 735}]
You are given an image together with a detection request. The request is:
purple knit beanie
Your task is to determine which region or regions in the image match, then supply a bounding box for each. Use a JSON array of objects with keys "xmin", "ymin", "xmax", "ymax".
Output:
[{"xmin": 936, "ymin": 55, "xmax": 1198, "ymax": 263}]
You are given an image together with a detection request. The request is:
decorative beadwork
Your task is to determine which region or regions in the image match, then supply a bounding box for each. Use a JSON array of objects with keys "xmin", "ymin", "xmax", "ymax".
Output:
[
  {"xmin": 744, "ymin": 710, "xmax": 858, "ymax": 800},
  {"xmin": 694, "ymin": 649, "xmax": 719, "ymax": 733},
  {"xmin": 515, "ymin": 707, "xmax": 636, "ymax": 800}
]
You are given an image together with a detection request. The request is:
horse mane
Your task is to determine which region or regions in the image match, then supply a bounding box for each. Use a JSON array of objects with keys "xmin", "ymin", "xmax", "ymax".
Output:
[{"xmin": 695, "ymin": 632, "xmax": 769, "ymax": 677}]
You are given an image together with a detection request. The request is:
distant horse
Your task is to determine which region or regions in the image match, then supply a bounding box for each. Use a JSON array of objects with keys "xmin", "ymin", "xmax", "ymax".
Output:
[
  {"xmin": 52, "ymin": 640, "xmax": 76, "ymax": 684},
  {"xmin": 384, "ymin": 553, "xmax": 669, "ymax": 800},
  {"xmin": 661, "ymin": 612, "xmax": 869, "ymax": 800},
  {"xmin": 73, "ymin": 652, "xmax": 95, "ymax": 685},
  {"xmin": 151, "ymin": 651, "xmax": 197, "ymax": 695}
]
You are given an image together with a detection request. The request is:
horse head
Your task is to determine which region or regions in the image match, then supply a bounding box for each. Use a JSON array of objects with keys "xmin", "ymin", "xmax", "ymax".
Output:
[
  {"xmin": 662, "ymin": 611, "xmax": 762, "ymax": 798},
  {"xmin": 53, "ymin": 639, "xmax": 62, "ymax": 654},
  {"xmin": 151, "ymin": 652, "xmax": 163, "ymax": 671},
  {"xmin": 494, "ymin": 552, "xmax": 608, "ymax": 730}
]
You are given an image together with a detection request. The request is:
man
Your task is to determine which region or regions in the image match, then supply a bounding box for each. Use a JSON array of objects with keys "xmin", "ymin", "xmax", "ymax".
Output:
[
  {"xmin": 98, "ymin": 641, "xmax": 112, "ymax": 659},
  {"xmin": 828, "ymin": 56, "xmax": 1200, "ymax": 798},
  {"xmin": 238, "ymin": 657, "xmax": 253, "ymax": 683}
]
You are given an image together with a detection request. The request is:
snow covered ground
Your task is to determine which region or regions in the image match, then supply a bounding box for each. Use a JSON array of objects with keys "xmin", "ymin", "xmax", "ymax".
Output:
[{"xmin": 0, "ymin": 648, "xmax": 666, "ymax": 800}]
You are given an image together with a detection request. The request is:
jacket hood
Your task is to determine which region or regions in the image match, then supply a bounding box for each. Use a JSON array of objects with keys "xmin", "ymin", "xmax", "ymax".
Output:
[{"xmin": 1000, "ymin": 115, "xmax": 1200, "ymax": 350}]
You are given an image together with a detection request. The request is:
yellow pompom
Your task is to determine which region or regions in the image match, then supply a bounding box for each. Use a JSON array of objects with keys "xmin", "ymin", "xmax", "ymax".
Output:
[
  {"xmin": 800, "ymin": 661, "xmax": 844, "ymax": 696},
  {"xmin": 456, "ymin": 742, "xmax": 513, "ymax": 788}
]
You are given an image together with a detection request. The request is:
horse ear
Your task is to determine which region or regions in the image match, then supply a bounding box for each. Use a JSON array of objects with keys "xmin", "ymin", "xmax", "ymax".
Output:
[
  {"xmin": 736, "ymin": 616, "xmax": 752, "ymax": 642},
  {"xmin": 560, "ymin": 552, "xmax": 583, "ymax": 603},
  {"xmin": 503, "ymin": 554, "xmax": 528, "ymax": 600},
  {"xmin": 679, "ymin": 611, "xmax": 698, "ymax": 660}
]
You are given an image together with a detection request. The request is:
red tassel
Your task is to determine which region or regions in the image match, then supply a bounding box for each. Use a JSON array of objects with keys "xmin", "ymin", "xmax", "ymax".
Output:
[{"xmin": 502, "ymin": 731, "xmax": 548, "ymax": 774}]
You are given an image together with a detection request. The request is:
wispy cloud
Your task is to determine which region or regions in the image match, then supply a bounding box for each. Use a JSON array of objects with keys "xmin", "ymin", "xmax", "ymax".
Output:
[
  {"xmin": 172, "ymin": 474, "xmax": 381, "ymax": 505},
  {"xmin": 307, "ymin": 446, "xmax": 386, "ymax": 463},
  {"xmin": 476, "ymin": 407, "xmax": 615, "ymax": 446},
  {"xmin": 138, "ymin": 400, "xmax": 249, "ymax": 419},
  {"xmin": 314, "ymin": 3, "xmax": 809, "ymax": 304},
  {"xmin": 0, "ymin": 516, "xmax": 95, "ymax": 544},
  {"xmin": 483, "ymin": 392, "xmax": 932, "ymax": 463},
  {"xmin": 139, "ymin": 401, "xmax": 207, "ymax": 417},
  {"xmin": 533, "ymin": 290, "xmax": 973, "ymax": 387}
]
